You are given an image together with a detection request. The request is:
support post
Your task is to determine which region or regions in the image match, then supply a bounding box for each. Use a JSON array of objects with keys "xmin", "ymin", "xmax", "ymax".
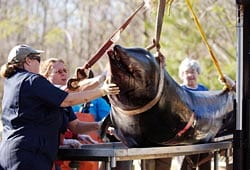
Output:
[{"xmin": 235, "ymin": 1, "xmax": 250, "ymax": 170}]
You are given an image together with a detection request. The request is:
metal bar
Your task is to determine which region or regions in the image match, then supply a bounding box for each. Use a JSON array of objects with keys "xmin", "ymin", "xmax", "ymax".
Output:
[
  {"xmin": 111, "ymin": 157, "xmax": 116, "ymax": 168},
  {"xmin": 236, "ymin": 0, "xmax": 244, "ymax": 132},
  {"xmin": 214, "ymin": 151, "xmax": 219, "ymax": 170},
  {"xmin": 226, "ymin": 148, "xmax": 230, "ymax": 169},
  {"xmin": 105, "ymin": 160, "xmax": 111, "ymax": 170},
  {"xmin": 234, "ymin": 2, "xmax": 244, "ymax": 170},
  {"xmin": 57, "ymin": 141, "xmax": 232, "ymax": 169}
]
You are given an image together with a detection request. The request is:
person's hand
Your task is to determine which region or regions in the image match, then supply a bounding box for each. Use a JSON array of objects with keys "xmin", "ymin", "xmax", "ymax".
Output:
[
  {"xmin": 75, "ymin": 67, "xmax": 89, "ymax": 79},
  {"xmin": 63, "ymin": 139, "xmax": 81, "ymax": 148},
  {"xmin": 100, "ymin": 81, "xmax": 120, "ymax": 96},
  {"xmin": 78, "ymin": 134, "xmax": 98, "ymax": 144},
  {"xmin": 219, "ymin": 75, "xmax": 236, "ymax": 91}
]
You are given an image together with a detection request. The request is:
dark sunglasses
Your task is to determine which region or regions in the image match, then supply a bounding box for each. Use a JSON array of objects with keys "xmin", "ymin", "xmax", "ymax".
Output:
[{"xmin": 28, "ymin": 54, "xmax": 41, "ymax": 63}]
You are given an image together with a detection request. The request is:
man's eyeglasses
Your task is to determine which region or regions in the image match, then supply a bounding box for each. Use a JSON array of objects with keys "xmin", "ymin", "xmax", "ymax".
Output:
[{"xmin": 53, "ymin": 68, "xmax": 68, "ymax": 74}]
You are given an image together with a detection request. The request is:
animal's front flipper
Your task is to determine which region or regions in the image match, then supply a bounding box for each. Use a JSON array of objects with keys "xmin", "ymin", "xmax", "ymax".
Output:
[
  {"xmin": 100, "ymin": 114, "xmax": 112, "ymax": 139},
  {"xmin": 100, "ymin": 114, "xmax": 122, "ymax": 142}
]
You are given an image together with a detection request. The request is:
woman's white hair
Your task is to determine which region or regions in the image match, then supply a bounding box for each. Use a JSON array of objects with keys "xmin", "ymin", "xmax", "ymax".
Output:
[{"xmin": 178, "ymin": 57, "xmax": 201, "ymax": 80}]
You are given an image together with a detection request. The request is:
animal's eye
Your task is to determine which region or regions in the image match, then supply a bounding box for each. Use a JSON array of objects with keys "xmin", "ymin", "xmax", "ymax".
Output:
[{"xmin": 133, "ymin": 70, "xmax": 142, "ymax": 79}]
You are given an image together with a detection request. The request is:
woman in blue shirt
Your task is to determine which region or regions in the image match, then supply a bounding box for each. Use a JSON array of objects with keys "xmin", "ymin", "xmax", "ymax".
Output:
[
  {"xmin": 178, "ymin": 57, "xmax": 209, "ymax": 170},
  {"xmin": 40, "ymin": 58, "xmax": 103, "ymax": 147},
  {"xmin": 0, "ymin": 44, "xmax": 119, "ymax": 170}
]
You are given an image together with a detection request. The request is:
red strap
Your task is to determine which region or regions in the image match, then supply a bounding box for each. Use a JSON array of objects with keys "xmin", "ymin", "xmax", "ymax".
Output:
[{"xmin": 177, "ymin": 113, "xmax": 195, "ymax": 137}]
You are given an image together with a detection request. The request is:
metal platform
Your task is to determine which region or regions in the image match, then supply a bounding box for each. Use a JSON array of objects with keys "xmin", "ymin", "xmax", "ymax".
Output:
[{"xmin": 57, "ymin": 140, "xmax": 232, "ymax": 170}]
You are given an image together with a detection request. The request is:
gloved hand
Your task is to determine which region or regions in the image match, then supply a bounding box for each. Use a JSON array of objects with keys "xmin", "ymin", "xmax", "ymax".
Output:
[
  {"xmin": 219, "ymin": 75, "xmax": 236, "ymax": 91},
  {"xmin": 100, "ymin": 80, "xmax": 120, "ymax": 96},
  {"xmin": 76, "ymin": 67, "xmax": 90, "ymax": 79},
  {"xmin": 78, "ymin": 134, "xmax": 98, "ymax": 144},
  {"xmin": 63, "ymin": 139, "xmax": 81, "ymax": 148}
]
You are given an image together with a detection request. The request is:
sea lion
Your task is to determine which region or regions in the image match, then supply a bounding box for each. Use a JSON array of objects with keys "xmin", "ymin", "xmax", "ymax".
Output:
[{"xmin": 105, "ymin": 45, "xmax": 234, "ymax": 147}]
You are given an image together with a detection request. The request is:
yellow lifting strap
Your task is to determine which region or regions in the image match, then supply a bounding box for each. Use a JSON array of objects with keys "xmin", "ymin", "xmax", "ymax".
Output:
[
  {"xmin": 185, "ymin": 0, "xmax": 228, "ymax": 87},
  {"xmin": 166, "ymin": 0, "xmax": 174, "ymax": 16}
]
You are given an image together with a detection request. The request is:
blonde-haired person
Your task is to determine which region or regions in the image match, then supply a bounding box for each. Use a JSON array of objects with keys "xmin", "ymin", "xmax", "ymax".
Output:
[
  {"xmin": 40, "ymin": 58, "xmax": 107, "ymax": 170},
  {"xmin": 40, "ymin": 58, "xmax": 106, "ymax": 92},
  {"xmin": 40, "ymin": 58, "xmax": 103, "ymax": 147},
  {"xmin": 0, "ymin": 44, "xmax": 119, "ymax": 170}
]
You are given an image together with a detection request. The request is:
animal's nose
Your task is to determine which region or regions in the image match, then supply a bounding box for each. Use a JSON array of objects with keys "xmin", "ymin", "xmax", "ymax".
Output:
[
  {"xmin": 107, "ymin": 50, "xmax": 113, "ymax": 56},
  {"xmin": 107, "ymin": 50, "xmax": 115, "ymax": 59},
  {"xmin": 114, "ymin": 45, "xmax": 122, "ymax": 50}
]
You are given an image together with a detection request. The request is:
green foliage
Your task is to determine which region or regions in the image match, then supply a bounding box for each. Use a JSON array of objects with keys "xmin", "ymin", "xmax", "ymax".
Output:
[
  {"xmin": 158, "ymin": 1, "xmax": 236, "ymax": 90},
  {"xmin": 0, "ymin": 0, "xmax": 236, "ymax": 91},
  {"xmin": 0, "ymin": 0, "xmax": 239, "ymax": 136},
  {"xmin": 44, "ymin": 28, "xmax": 65, "ymax": 46},
  {"xmin": 0, "ymin": 19, "xmax": 19, "ymax": 39}
]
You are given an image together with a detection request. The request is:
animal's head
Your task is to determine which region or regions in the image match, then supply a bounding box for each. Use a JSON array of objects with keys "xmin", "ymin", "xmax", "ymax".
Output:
[{"xmin": 107, "ymin": 45, "xmax": 161, "ymax": 110}]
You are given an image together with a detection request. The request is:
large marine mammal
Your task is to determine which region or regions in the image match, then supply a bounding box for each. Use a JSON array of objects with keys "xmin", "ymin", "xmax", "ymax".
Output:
[{"xmin": 104, "ymin": 45, "xmax": 234, "ymax": 147}]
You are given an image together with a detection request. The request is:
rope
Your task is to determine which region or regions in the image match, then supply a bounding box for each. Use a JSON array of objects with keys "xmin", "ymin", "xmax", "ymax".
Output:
[
  {"xmin": 146, "ymin": 0, "xmax": 166, "ymax": 52},
  {"xmin": 185, "ymin": 0, "xmax": 227, "ymax": 86},
  {"xmin": 67, "ymin": 1, "xmax": 146, "ymax": 90},
  {"xmin": 155, "ymin": 0, "xmax": 166, "ymax": 47}
]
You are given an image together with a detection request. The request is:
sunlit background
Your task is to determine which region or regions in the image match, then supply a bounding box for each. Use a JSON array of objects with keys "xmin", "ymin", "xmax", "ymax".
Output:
[{"xmin": 0, "ymin": 0, "xmax": 236, "ymax": 134}]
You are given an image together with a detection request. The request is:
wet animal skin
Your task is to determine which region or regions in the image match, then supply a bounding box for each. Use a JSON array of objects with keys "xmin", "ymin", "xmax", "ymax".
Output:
[{"xmin": 105, "ymin": 45, "xmax": 234, "ymax": 147}]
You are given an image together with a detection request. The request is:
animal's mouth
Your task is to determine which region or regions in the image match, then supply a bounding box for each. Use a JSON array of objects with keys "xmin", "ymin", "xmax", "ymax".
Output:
[
  {"xmin": 108, "ymin": 45, "xmax": 141, "ymax": 87},
  {"xmin": 107, "ymin": 48, "xmax": 130, "ymax": 76},
  {"xmin": 107, "ymin": 47, "xmax": 133, "ymax": 98},
  {"xmin": 107, "ymin": 45, "xmax": 149, "ymax": 110}
]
